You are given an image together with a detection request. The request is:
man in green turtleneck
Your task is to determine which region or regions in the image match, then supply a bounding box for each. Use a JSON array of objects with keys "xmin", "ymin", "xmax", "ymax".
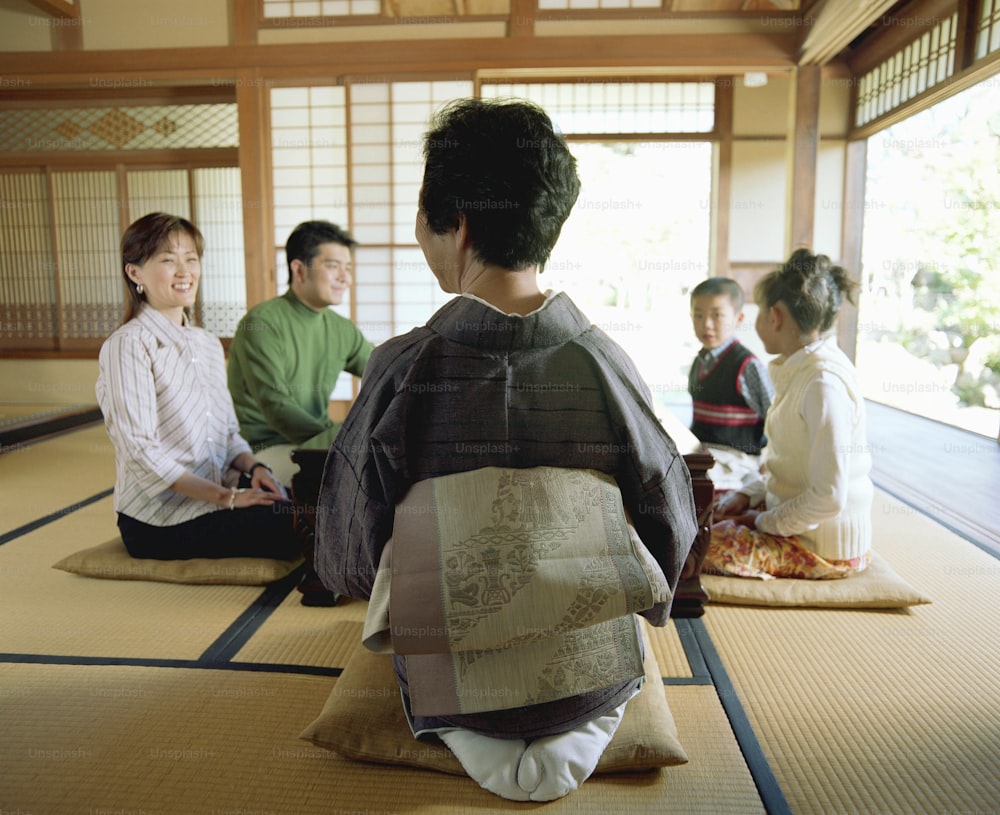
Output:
[
  {"xmin": 228, "ymin": 220, "xmax": 373, "ymax": 605},
  {"xmin": 228, "ymin": 220, "xmax": 373, "ymax": 485}
]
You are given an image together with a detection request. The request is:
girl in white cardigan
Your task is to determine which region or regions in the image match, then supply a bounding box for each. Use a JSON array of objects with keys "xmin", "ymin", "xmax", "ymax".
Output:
[{"xmin": 706, "ymin": 249, "xmax": 873, "ymax": 579}]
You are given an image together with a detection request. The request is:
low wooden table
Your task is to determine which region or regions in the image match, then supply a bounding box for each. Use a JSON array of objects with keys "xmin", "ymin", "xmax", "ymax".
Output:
[{"xmin": 291, "ymin": 413, "xmax": 714, "ymax": 618}]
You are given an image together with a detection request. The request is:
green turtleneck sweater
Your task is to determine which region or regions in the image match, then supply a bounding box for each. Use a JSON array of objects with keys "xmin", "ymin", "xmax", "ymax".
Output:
[{"xmin": 227, "ymin": 290, "xmax": 373, "ymax": 450}]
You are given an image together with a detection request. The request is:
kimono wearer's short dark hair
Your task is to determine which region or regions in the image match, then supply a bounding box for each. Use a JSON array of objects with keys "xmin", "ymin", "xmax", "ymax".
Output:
[
  {"xmin": 285, "ymin": 220, "xmax": 357, "ymax": 285},
  {"xmin": 418, "ymin": 97, "xmax": 581, "ymax": 271}
]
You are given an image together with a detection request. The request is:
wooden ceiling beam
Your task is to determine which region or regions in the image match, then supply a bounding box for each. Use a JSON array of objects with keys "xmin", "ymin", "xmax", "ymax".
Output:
[
  {"xmin": 798, "ymin": 0, "xmax": 902, "ymax": 65},
  {"xmin": 0, "ymin": 32, "xmax": 799, "ymax": 88}
]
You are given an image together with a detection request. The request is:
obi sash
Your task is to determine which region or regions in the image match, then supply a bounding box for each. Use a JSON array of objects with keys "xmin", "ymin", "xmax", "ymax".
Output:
[{"xmin": 362, "ymin": 466, "xmax": 670, "ymax": 717}]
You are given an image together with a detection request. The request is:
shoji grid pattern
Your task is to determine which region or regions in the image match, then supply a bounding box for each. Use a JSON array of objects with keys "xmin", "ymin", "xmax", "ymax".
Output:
[
  {"xmin": 194, "ymin": 168, "xmax": 248, "ymax": 337},
  {"xmin": 51, "ymin": 171, "xmax": 121, "ymax": 339},
  {"xmin": 0, "ymin": 167, "xmax": 245, "ymax": 347},
  {"xmin": 0, "ymin": 173, "xmax": 57, "ymax": 341},
  {"xmin": 268, "ymin": 79, "xmax": 714, "ymax": 367},
  {"xmin": 351, "ymin": 80, "xmax": 471, "ymax": 345},
  {"xmin": 480, "ymin": 82, "xmax": 715, "ymax": 133},
  {"xmin": 855, "ymin": 15, "xmax": 958, "ymax": 128},
  {"xmin": 977, "ymin": 0, "xmax": 1000, "ymax": 58},
  {"xmin": 268, "ymin": 80, "xmax": 471, "ymax": 398},
  {"xmin": 262, "ymin": 0, "xmax": 380, "ymax": 18},
  {"xmin": 128, "ymin": 169, "xmax": 192, "ymax": 223},
  {"xmin": 271, "ymin": 86, "xmax": 349, "ymax": 249}
]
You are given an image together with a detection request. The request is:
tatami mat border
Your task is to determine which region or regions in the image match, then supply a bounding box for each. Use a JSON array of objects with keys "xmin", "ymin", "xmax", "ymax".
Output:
[
  {"xmin": 0, "ymin": 487, "xmax": 113, "ymax": 547},
  {"xmin": 689, "ymin": 618, "xmax": 793, "ymax": 815},
  {"xmin": 0, "ymin": 405, "xmax": 102, "ymax": 448},
  {"xmin": 671, "ymin": 617, "xmax": 713, "ymax": 684},
  {"xmin": 199, "ymin": 567, "xmax": 306, "ymax": 661},
  {"xmin": 0, "ymin": 651, "xmax": 343, "ymax": 677}
]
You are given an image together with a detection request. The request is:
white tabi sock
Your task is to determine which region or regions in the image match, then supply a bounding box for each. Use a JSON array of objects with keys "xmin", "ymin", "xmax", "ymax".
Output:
[
  {"xmin": 515, "ymin": 701, "xmax": 628, "ymax": 802},
  {"xmin": 438, "ymin": 728, "xmax": 532, "ymax": 801}
]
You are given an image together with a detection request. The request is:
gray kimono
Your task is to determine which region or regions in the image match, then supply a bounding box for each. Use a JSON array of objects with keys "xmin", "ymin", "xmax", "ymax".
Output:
[{"xmin": 315, "ymin": 292, "xmax": 698, "ymax": 737}]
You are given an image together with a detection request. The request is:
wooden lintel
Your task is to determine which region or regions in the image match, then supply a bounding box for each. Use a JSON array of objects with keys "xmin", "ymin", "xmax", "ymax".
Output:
[
  {"xmin": 24, "ymin": 0, "xmax": 80, "ymax": 19},
  {"xmin": 0, "ymin": 33, "xmax": 799, "ymax": 89}
]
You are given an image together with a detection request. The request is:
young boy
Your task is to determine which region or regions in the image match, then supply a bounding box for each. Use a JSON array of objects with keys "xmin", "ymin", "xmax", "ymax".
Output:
[{"xmin": 688, "ymin": 277, "xmax": 773, "ymax": 487}]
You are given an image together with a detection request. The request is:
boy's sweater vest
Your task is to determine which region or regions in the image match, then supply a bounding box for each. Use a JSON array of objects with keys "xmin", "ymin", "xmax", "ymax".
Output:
[
  {"xmin": 689, "ymin": 342, "xmax": 765, "ymax": 455},
  {"xmin": 764, "ymin": 338, "xmax": 873, "ymax": 561}
]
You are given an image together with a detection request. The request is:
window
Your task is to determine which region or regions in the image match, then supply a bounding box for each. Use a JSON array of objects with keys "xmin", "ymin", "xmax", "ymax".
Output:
[
  {"xmin": 854, "ymin": 15, "xmax": 958, "ymax": 129},
  {"xmin": 857, "ymin": 79, "xmax": 1000, "ymax": 438},
  {"xmin": 267, "ymin": 79, "xmax": 716, "ymax": 401}
]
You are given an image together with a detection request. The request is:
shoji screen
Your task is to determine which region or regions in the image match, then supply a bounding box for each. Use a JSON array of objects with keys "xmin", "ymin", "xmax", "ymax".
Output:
[
  {"xmin": 349, "ymin": 80, "xmax": 471, "ymax": 344},
  {"xmin": 0, "ymin": 172, "xmax": 57, "ymax": 346},
  {"xmin": 269, "ymin": 79, "xmax": 472, "ymax": 399},
  {"xmin": 50, "ymin": 171, "xmax": 121, "ymax": 344},
  {"xmin": 190, "ymin": 168, "xmax": 246, "ymax": 337},
  {"xmin": 0, "ymin": 101, "xmax": 242, "ymax": 350}
]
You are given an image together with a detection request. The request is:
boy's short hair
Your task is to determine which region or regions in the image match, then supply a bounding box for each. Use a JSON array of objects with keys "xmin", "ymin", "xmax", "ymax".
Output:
[{"xmin": 690, "ymin": 277, "xmax": 745, "ymax": 310}]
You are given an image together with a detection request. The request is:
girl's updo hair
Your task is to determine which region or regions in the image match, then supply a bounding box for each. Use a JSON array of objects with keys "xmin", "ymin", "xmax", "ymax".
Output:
[{"xmin": 754, "ymin": 248, "xmax": 858, "ymax": 334}]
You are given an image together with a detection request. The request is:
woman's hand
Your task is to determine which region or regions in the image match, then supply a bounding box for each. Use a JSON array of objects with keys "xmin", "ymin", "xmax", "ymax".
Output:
[
  {"xmin": 714, "ymin": 490, "xmax": 750, "ymax": 518},
  {"xmin": 230, "ymin": 486, "xmax": 289, "ymax": 509},
  {"xmin": 170, "ymin": 470, "xmax": 289, "ymax": 510},
  {"xmin": 250, "ymin": 466, "xmax": 288, "ymax": 499}
]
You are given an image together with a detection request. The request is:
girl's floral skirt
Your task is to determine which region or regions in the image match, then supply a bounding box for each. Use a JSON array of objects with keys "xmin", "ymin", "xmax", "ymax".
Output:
[{"xmin": 705, "ymin": 519, "xmax": 870, "ymax": 580}]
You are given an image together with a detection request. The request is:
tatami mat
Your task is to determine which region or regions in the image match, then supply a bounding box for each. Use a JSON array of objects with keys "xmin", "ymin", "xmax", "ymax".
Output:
[
  {"xmin": 234, "ymin": 596, "xmax": 368, "ymax": 669},
  {"xmin": 704, "ymin": 489, "xmax": 1000, "ymax": 815},
  {"xmin": 1, "ymin": 497, "xmax": 268, "ymax": 661},
  {"xmin": 5, "ymin": 425, "xmax": 999, "ymax": 814},
  {"xmin": 0, "ymin": 423, "xmax": 115, "ymax": 536},
  {"xmin": 0, "ymin": 663, "xmax": 763, "ymax": 815}
]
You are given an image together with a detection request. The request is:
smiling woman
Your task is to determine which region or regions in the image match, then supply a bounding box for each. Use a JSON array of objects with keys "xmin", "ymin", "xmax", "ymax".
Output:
[
  {"xmin": 94, "ymin": 212, "xmax": 302, "ymax": 563},
  {"xmin": 122, "ymin": 219, "xmax": 202, "ymax": 325}
]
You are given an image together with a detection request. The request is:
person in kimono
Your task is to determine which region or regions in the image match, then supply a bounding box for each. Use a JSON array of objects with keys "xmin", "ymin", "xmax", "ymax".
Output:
[{"xmin": 315, "ymin": 97, "xmax": 697, "ymax": 801}]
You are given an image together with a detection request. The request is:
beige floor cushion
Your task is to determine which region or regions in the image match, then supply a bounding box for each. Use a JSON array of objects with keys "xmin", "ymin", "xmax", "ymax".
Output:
[
  {"xmin": 53, "ymin": 537, "xmax": 302, "ymax": 586},
  {"xmin": 702, "ymin": 551, "xmax": 931, "ymax": 608},
  {"xmin": 300, "ymin": 621, "xmax": 688, "ymax": 775}
]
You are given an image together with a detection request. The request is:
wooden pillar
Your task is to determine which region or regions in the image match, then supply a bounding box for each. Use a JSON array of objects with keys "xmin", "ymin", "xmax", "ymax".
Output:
[
  {"xmin": 786, "ymin": 64, "xmax": 821, "ymax": 252},
  {"xmin": 230, "ymin": 0, "xmax": 258, "ymax": 46},
  {"xmin": 838, "ymin": 138, "xmax": 867, "ymax": 362},
  {"xmin": 236, "ymin": 71, "xmax": 275, "ymax": 309},
  {"xmin": 509, "ymin": 0, "xmax": 535, "ymax": 38},
  {"xmin": 712, "ymin": 80, "xmax": 733, "ymax": 278}
]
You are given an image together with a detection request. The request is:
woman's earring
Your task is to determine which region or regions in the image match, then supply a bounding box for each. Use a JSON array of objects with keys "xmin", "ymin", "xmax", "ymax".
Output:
[{"xmin": 136, "ymin": 283, "xmax": 144, "ymax": 295}]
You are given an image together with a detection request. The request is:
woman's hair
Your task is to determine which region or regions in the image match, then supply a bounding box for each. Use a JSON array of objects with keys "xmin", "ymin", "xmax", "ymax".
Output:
[
  {"xmin": 754, "ymin": 248, "xmax": 858, "ymax": 334},
  {"xmin": 419, "ymin": 97, "xmax": 581, "ymax": 271},
  {"xmin": 120, "ymin": 212, "xmax": 204, "ymax": 324}
]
